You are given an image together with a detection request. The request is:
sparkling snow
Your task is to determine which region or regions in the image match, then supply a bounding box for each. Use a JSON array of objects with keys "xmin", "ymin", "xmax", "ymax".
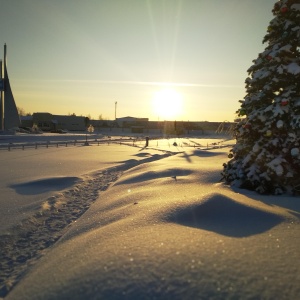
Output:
[{"xmin": 0, "ymin": 133, "xmax": 299, "ymax": 300}]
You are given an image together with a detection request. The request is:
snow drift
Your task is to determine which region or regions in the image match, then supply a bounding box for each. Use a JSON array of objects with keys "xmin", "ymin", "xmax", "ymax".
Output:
[{"xmin": 3, "ymin": 144, "xmax": 299, "ymax": 300}]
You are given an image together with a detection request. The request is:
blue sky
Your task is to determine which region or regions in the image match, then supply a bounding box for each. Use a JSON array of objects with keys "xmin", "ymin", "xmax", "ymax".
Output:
[{"xmin": 0, "ymin": 0, "xmax": 275, "ymax": 121}]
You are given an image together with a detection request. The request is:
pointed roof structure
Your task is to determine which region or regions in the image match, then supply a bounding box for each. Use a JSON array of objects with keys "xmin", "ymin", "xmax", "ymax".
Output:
[{"xmin": 0, "ymin": 44, "xmax": 21, "ymax": 130}]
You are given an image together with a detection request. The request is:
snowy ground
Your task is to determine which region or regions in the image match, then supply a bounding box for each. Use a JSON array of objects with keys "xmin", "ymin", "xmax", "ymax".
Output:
[{"xmin": 0, "ymin": 132, "xmax": 299, "ymax": 299}]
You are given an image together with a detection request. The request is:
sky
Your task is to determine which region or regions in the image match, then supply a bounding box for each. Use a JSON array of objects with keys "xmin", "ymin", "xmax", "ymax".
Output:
[{"xmin": 0, "ymin": 0, "xmax": 275, "ymax": 121}]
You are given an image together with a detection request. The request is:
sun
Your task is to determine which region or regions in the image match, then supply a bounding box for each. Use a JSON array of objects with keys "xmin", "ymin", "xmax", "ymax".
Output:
[{"xmin": 152, "ymin": 88, "xmax": 183, "ymax": 120}]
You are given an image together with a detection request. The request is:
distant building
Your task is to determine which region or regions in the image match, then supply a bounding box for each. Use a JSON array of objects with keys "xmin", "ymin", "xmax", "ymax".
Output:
[
  {"xmin": 116, "ymin": 116, "xmax": 148, "ymax": 126},
  {"xmin": 116, "ymin": 116, "xmax": 149, "ymax": 133},
  {"xmin": 21, "ymin": 113, "xmax": 87, "ymax": 131},
  {"xmin": 21, "ymin": 112, "xmax": 234, "ymax": 135},
  {"xmin": 53, "ymin": 114, "xmax": 87, "ymax": 131}
]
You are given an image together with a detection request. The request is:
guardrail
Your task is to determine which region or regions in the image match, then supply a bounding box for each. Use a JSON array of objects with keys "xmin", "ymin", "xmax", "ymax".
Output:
[
  {"xmin": 0, "ymin": 137, "xmax": 147, "ymax": 151},
  {"xmin": 0, "ymin": 136, "xmax": 229, "ymax": 152}
]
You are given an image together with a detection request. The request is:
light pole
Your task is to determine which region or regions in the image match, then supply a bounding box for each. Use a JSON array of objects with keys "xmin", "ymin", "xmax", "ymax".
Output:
[
  {"xmin": 115, "ymin": 101, "xmax": 117, "ymax": 120},
  {"xmin": 84, "ymin": 124, "xmax": 94, "ymax": 146}
]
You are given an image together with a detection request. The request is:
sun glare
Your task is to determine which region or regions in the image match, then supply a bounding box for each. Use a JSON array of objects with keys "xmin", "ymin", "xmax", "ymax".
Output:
[{"xmin": 152, "ymin": 88, "xmax": 183, "ymax": 120}]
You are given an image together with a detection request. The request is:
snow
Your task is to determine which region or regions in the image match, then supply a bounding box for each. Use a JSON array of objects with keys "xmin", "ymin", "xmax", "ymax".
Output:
[
  {"xmin": 291, "ymin": 147, "xmax": 300, "ymax": 157},
  {"xmin": 291, "ymin": 3, "xmax": 300, "ymax": 11},
  {"xmin": 252, "ymin": 69, "xmax": 270, "ymax": 80},
  {"xmin": 0, "ymin": 133, "xmax": 299, "ymax": 299},
  {"xmin": 279, "ymin": 63, "xmax": 298, "ymax": 75},
  {"xmin": 277, "ymin": 65, "xmax": 284, "ymax": 74},
  {"xmin": 267, "ymin": 157, "xmax": 285, "ymax": 176},
  {"xmin": 287, "ymin": 62, "xmax": 300, "ymax": 75}
]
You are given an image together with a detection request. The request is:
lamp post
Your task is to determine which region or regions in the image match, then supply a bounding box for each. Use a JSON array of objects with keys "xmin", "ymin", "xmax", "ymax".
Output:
[
  {"xmin": 115, "ymin": 101, "xmax": 117, "ymax": 120},
  {"xmin": 84, "ymin": 124, "xmax": 94, "ymax": 146}
]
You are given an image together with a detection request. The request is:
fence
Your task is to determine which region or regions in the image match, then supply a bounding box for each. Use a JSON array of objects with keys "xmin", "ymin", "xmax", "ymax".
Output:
[{"xmin": 0, "ymin": 137, "xmax": 148, "ymax": 151}]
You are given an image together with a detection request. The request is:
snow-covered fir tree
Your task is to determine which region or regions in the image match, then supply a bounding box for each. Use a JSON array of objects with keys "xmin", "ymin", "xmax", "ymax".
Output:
[{"xmin": 222, "ymin": 0, "xmax": 300, "ymax": 195}]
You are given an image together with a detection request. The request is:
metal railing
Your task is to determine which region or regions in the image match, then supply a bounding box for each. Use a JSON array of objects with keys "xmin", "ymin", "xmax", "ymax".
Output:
[{"xmin": 0, "ymin": 137, "xmax": 148, "ymax": 151}]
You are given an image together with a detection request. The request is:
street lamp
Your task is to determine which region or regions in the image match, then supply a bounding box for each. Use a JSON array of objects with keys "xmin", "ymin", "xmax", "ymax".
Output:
[{"xmin": 84, "ymin": 124, "xmax": 94, "ymax": 146}]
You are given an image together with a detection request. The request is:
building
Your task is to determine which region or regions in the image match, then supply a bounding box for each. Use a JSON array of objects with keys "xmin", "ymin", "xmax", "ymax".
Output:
[
  {"xmin": 116, "ymin": 116, "xmax": 149, "ymax": 133},
  {"xmin": 21, "ymin": 113, "xmax": 87, "ymax": 132},
  {"xmin": 21, "ymin": 112, "xmax": 235, "ymax": 135}
]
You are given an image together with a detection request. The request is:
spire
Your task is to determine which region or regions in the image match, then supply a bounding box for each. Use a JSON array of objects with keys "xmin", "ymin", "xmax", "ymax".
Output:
[
  {"xmin": 2, "ymin": 43, "xmax": 21, "ymax": 130},
  {"xmin": 0, "ymin": 57, "xmax": 3, "ymax": 130}
]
